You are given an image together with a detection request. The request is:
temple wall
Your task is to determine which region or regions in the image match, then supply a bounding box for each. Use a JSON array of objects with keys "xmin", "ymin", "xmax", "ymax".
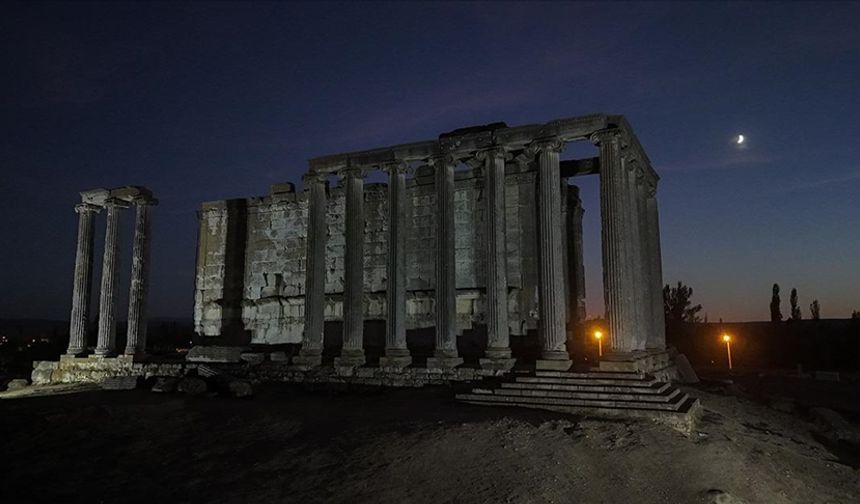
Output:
[{"xmin": 194, "ymin": 166, "xmax": 579, "ymax": 345}]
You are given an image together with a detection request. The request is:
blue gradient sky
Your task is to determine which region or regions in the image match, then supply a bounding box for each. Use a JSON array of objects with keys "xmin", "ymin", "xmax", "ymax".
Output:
[{"xmin": 1, "ymin": 2, "xmax": 858, "ymax": 322}]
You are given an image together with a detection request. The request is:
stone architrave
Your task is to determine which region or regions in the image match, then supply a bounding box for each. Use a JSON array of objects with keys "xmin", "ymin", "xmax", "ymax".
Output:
[
  {"xmin": 67, "ymin": 202, "xmax": 100, "ymax": 356},
  {"xmin": 478, "ymin": 147, "xmax": 515, "ymax": 370},
  {"xmin": 125, "ymin": 198, "xmax": 155, "ymax": 357},
  {"xmin": 293, "ymin": 173, "xmax": 327, "ymax": 368},
  {"xmin": 379, "ymin": 161, "xmax": 412, "ymax": 368},
  {"xmin": 533, "ymin": 139, "xmax": 571, "ymax": 371},
  {"xmin": 593, "ymin": 129, "xmax": 635, "ymax": 354},
  {"xmin": 95, "ymin": 198, "xmax": 129, "ymax": 356},
  {"xmin": 646, "ymin": 182, "xmax": 667, "ymax": 349},
  {"xmin": 427, "ymin": 154, "xmax": 463, "ymax": 369},
  {"xmin": 335, "ymin": 166, "xmax": 367, "ymax": 368}
]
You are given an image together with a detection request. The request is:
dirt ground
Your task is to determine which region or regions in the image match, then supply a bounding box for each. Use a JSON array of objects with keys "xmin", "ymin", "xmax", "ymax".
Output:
[{"xmin": 1, "ymin": 380, "xmax": 858, "ymax": 504}]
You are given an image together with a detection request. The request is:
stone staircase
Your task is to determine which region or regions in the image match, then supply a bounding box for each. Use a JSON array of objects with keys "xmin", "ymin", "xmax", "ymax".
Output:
[{"xmin": 456, "ymin": 369, "xmax": 701, "ymax": 434}]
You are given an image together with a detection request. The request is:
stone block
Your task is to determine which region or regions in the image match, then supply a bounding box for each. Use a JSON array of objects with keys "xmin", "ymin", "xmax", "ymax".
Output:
[
  {"xmin": 31, "ymin": 368, "xmax": 54, "ymax": 385},
  {"xmin": 535, "ymin": 359, "xmax": 572, "ymax": 371},
  {"xmin": 186, "ymin": 346, "xmax": 244, "ymax": 363},
  {"xmin": 269, "ymin": 351, "xmax": 289, "ymax": 362},
  {"xmin": 100, "ymin": 375, "xmax": 141, "ymax": 390},
  {"xmin": 674, "ymin": 354, "xmax": 699, "ymax": 384},
  {"xmin": 379, "ymin": 356, "xmax": 413, "ymax": 369},
  {"xmin": 151, "ymin": 377, "xmax": 178, "ymax": 393},
  {"xmin": 240, "ymin": 352, "xmax": 266, "ymax": 365},
  {"xmin": 178, "ymin": 377, "xmax": 208, "ymax": 395},
  {"xmin": 6, "ymin": 379, "xmax": 29, "ymax": 391},
  {"xmin": 479, "ymin": 358, "xmax": 516, "ymax": 371},
  {"xmin": 426, "ymin": 357, "xmax": 463, "ymax": 369}
]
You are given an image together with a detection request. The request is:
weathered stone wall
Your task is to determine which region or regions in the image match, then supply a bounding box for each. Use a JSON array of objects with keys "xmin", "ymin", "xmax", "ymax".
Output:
[{"xmin": 193, "ymin": 165, "xmax": 581, "ymax": 345}]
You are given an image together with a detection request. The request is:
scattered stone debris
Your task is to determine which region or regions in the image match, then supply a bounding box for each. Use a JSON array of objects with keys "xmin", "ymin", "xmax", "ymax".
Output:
[
  {"xmin": 810, "ymin": 407, "xmax": 860, "ymax": 446},
  {"xmin": 177, "ymin": 376, "xmax": 208, "ymax": 395},
  {"xmin": 702, "ymin": 488, "xmax": 747, "ymax": 504},
  {"xmin": 99, "ymin": 375, "xmax": 140, "ymax": 390},
  {"xmin": 269, "ymin": 351, "xmax": 288, "ymax": 362},
  {"xmin": 240, "ymin": 352, "xmax": 265, "ymax": 365},
  {"xmin": 6, "ymin": 379, "xmax": 29, "ymax": 391},
  {"xmin": 151, "ymin": 377, "xmax": 178, "ymax": 393}
]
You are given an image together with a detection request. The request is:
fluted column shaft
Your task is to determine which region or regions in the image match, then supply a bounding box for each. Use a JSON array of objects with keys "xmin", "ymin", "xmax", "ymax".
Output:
[
  {"xmin": 595, "ymin": 130, "xmax": 635, "ymax": 352},
  {"xmin": 625, "ymin": 162, "xmax": 647, "ymax": 350},
  {"xmin": 338, "ymin": 167, "xmax": 366, "ymax": 366},
  {"xmin": 298, "ymin": 173, "xmax": 327, "ymax": 364},
  {"xmin": 95, "ymin": 199, "xmax": 127, "ymax": 356},
  {"xmin": 482, "ymin": 148, "xmax": 511, "ymax": 359},
  {"xmin": 67, "ymin": 203, "xmax": 100, "ymax": 355},
  {"xmin": 383, "ymin": 162, "xmax": 410, "ymax": 364},
  {"xmin": 535, "ymin": 140, "xmax": 568, "ymax": 361},
  {"xmin": 646, "ymin": 185, "xmax": 667, "ymax": 349},
  {"xmin": 433, "ymin": 155, "xmax": 459, "ymax": 359},
  {"xmin": 125, "ymin": 199, "xmax": 154, "ymax": 356}
]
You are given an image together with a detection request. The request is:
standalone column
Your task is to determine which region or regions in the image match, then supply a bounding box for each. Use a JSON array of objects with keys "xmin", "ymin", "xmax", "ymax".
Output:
[
  {"xmin": 594, "ymin": 129, "xmax": 635, "ymax": 354},
  {"xmin": 479, "ymin": 147, "xmax": 515, "ymax": 370},
  {"xmin": 646, "ymin": 182, "xmax": 667, "ymax": 349},
  {"xmin": 534, "ymin": 139, "xmax": 571, "ymax": 370},
  {"xmin": 625, "ymin": 161, "xmax": 648, "ymax": 351},
  {"xmin": 67, "ymin": 203, "xmax": 100, "ymax": 355},
  {"xmin": 634, "ymin": 174, "xmax": 655, "ymax": 350},
  {"xmin": 427, "ymin": 154, "xmax": 463, "ymax": 368},
  {"xmin": 95, "ymin": 199, "xmax": 128, "ymax": 356},
  {"xmin": 294, "ymin": 173, "xmax": 327, "ymax": 368},
  {"xmin": 335, "ymin": 167, "xmax": 367, "ymax": 368},
  {"xmin": 124, "ymin": 198, "xmax": 154, "ymax": 357},
  {"xmin": 380, "ymin": 161, "xmax": 412, "ymax": 368}
]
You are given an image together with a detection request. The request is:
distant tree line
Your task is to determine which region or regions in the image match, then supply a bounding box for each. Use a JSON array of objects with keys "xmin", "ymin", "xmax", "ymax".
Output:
[{"xmin": 770, "ymin": 283, "xmax": 821, "ymax": 322}]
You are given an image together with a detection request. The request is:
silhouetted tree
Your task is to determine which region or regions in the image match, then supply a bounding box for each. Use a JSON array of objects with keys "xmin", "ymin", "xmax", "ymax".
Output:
[
  {"xmin": 810, "ymin": 299, "xmax": 821, "ymax": 320},
  {"xmin": 852, "ymin": 310, "xmax": 860, "ymax": 319},
  {"xmin": 789, "ymin": 288, "xmax": 802, "ymax": 321},
  {"xmin": 770, "ymin": 284, "xmax": 782, "ymax": 322},
  {"xmin": 663, "ymin": 281, "xmax": 703, "ymax": 323}
]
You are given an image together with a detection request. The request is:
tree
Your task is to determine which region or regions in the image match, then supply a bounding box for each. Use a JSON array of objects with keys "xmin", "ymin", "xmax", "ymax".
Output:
[
  {"xmin": 789, "ymin": 288, "xmax": 802, "ymax": 321},
  {"xmin": 770, "ymin": 283, "xmax": 782, "ymax": 322},
  {"xmin": 852, "ymin": 310, "xmax": 860, "ymax": 319},
  {"xmin": 810, "ymin": 299, "xmax": 821, "ymax": 320},
  {"xmin": 663, "ymin": 281, "xmax": 703, "ymax": 323}
]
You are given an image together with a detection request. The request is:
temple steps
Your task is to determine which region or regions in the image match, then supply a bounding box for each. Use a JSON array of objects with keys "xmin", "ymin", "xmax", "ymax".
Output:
[{"xmin": 456, "ymin": 369, "xmax": 701, "ymax": 434}]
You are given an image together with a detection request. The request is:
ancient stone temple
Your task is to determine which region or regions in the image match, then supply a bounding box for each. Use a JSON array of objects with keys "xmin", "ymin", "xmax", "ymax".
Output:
[
  {"xmin": 193, "ymin": 113, "xmax": 666, "ymax": 372},
  {"xmin": 39, "ymin": 114, "xmax": 698, "ymax": 431}
]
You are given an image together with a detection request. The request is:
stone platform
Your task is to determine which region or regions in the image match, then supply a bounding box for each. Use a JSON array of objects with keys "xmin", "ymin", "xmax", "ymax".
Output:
[{"xmin": 456, "ymin": 368, "xmax": 701, "ymax": 434}]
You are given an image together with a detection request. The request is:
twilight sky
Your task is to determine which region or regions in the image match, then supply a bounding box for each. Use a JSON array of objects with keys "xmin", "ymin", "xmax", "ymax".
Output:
[{"xmin": 1, "ymin": 1, "xmax": 859, "ymax": 322}]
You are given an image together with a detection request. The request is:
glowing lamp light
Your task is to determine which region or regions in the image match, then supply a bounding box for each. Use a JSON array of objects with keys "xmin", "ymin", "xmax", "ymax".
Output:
[
  {"xmin": 594, "ymin": 330, "xmax": 604, "ymax": 357},
  {"xmin": 722, "ymin": 333, "xmax": 733, "ymax": 370}
]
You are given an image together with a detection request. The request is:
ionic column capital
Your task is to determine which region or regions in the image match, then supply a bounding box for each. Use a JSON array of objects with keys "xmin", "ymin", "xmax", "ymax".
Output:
[
  {"xmin": 75, "ymin": 202, "xmax": 101, "ymax": 214},
  {"xmin": 338, "ymin": 165, "xmax": 368, "ymax": 180},
  {"xmin": 381, "ymin": 160, "xmax": 410, "ymax": 175},
  {"xmin": 302, "ymin": 172, "xmax": 328, "ymax": 188},
  {"xmin": 475, "ymin": 146, "xmax": 511, "ymax": 162},
  {"xmin": 589, "ymin": 128, "xmax": 622, "ymax": 146},
  {"xmin": 103, "ymin": 197, "xmax": 130, "ymax": 210},
  {"xmin": 527, "ymin": 137, "xmax": 564, "ymax": 157},
  {"xmin": 131, "ymin": 196, "xmax": 158, "ymax": 207}
]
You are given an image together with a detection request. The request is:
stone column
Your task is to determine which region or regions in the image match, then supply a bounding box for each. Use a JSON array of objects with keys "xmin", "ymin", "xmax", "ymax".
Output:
[
  {"xmin": 124, "ymin": 198, "xmax": 154, "ymax": 357},
  {"xmin": 479, "ymin": 147, "xmax": 515, "ymax": 370},
  {"xmin": 427, "ymin": 154, "xmax": 463, "ymax": 369},
  {"xmin": 67, "ymin": 202, "xmax": 100, "ymax": 356},
  {"xmin": 593, "ymin": 129, "xmax": 636, "ymax": 353},
  {"xmin": 533, "ymin": 139, "xmax": 571, "ymax": 370},
  {"xmin": 294, "ymin": 172, "xmax": 327, "ymax": 368},
  {"xmin": 335, "ymin": 167, "xmax": 367, "ymax": 368},
  {"xmin": 568, "ymin": 186, "xmax": 586, "ymax": 324},
  {"xmin": 380, "ymin": 161, "xmax": 412, "ymax": 368},
  {"xmin": 634, "ymin": 172, "xmax": 655, "ymax": 350},
  {"xmin": 95, "ymin": 198, "xmax": 128, "ymax": 356},
  {"xmin": 646, "ymin": 181, "xmax": 667, "ymax": 349},
  {"xmin": 625, "ymin": 159, "xmax": 648, "ymax": 351}
]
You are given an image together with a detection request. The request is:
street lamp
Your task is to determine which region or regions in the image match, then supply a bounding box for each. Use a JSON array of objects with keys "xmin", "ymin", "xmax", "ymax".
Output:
[
  {"xmin": 594, "ymin": 330, "xmax": 603, "ymax": 357},
  {"xmin": 722, "ymin": 333, "xmax": 733, "ymax": 370}
]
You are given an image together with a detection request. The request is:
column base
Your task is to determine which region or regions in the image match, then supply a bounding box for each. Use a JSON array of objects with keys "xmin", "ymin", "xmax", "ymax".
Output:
[
  {"xmin": 290, "ymin": 348, "xmax": 322, "ymax": 370},
  {"xmin": 379, "ymin": 348, "xmax": 412, "ymax": 368},
  {"xmin": 93, "ymin": 348, "xmax": 116, "ymax": 357},
  {"xmin": 536, "ymin": 350, "xmax": 572, "ymax": 371},
  {"xmin": 598, "ymin": 349, "xmax": 672, "ymax": 374},
  {"xmin": 65, "ymin": 348, "xmax": 87, "ymax": 357},
  {"xmin": 124, "ymin": 349, "xmax": 147, "ymax": 360},
  {"xmin": 333, "ymin": 348, "xmax": 366, "ymax": 368},
  {"xmin": 479, "ymin": 357, "xmax": 516, "ymax": 371},
  {"xmin": 484, "ymin": 347, "xmax": 512, "ymax": 359},
  {"xmin": 427, "ymin": 348, "xmax": 463, "ymax": 369}
]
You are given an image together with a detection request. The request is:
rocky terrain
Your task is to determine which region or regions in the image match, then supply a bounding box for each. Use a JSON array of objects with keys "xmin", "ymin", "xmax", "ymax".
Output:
[{"xmin": 1, "ymin": 379, "xmax": 858, "ymax": 503}]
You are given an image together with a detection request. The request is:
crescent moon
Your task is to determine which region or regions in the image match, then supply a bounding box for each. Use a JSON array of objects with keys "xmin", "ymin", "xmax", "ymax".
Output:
[{"xmin": 736, "ymin": 134, "xmax": 745, "ymax": 144}]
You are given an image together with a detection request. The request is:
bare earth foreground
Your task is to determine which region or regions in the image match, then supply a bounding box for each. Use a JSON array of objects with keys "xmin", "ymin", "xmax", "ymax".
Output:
[{"xmin": 1, "ymin": 382, "xmax": 858, "ymax": 504}]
